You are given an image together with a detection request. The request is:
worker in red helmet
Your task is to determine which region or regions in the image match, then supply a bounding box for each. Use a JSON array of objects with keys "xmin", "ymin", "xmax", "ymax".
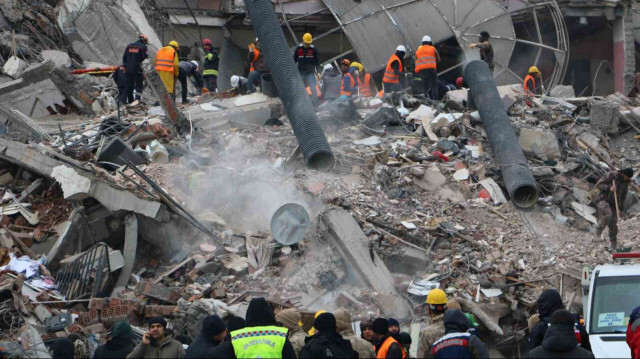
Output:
[
  {"xmin": 120, "ymin": 35, "xmax": 148, "ymax": 104},
  {"xmin": 202, "ymin": 38, "xmax": 219, "ymax": 92},
  {"xmin": 456, "ymin": 77, "xmax": 464, "ymax": 89}
]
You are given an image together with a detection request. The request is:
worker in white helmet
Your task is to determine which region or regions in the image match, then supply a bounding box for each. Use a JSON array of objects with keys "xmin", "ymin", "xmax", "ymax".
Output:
[
  {"xmin": 177, "ymin": 60, "xmax": 203, "ymax": 103},
  {"xmin": 383, "ymin": 45, "xmax": 407, "ymax": 94},
  {"xmin": 415, "ymin": 35, "xmax": 440, "ymax": 100},
  {"xmin": 230, "ymin": 75, "xmax": 250, "ymax": 95}
]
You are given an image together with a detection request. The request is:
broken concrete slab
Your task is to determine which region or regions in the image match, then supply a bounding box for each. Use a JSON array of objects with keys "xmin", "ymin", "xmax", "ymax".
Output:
[
  {"xmin": 112, "ymin": 214, "xmax": 138, "ymax": 296},
  {"xmin": 518, "ymin": 128, "xmax": 561, "ymax": 160},
  {"xmin": 137, "ymin": 280, "xmax": 181, "ymax": 304},
  {"xmin": 41, "ymin": 50, "xmax": 72, "ymax": 69},
  {"xmin": 549, "ymin": 85, "xmax": 575, "ymax": 98},
  {"xmin": 3, "ymin": 56, "xmax": 27, "ymax": 78},
  {"xmin": 190, "ymin": 96, "xmax": 284, "ymax": 130},
  {"xmin": 590, "ymin": 100, "xmax": 619, "ymax": 134},
  {"xmin": 320, "ymin": 208, "xmax": 410, "ymax": 318}
]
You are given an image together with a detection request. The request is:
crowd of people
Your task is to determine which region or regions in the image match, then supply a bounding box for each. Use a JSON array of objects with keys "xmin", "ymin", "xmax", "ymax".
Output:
[{"xmin": 44, "ymin": 288, "xmax": 640, "ymax": 358}]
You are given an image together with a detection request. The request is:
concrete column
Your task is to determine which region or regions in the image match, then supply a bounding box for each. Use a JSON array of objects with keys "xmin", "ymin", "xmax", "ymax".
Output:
[{"xmin": 613, "ymin": 11, "xmax": 636, "ymax": 95}]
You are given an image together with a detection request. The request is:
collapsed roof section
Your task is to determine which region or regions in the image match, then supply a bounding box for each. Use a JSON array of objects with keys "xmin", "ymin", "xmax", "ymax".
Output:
[{"xmin": 321, "ymin": 0, "xmax": 569, "ymax": 88}]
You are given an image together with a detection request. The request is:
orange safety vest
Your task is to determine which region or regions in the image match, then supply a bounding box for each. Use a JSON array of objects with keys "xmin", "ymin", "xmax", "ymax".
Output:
[
  {"xmin": 359, "ymin": 73, "xmax": 373, "ymax": 97},
  {"xmin": 415, "ymin": 45, "xmax": 437, "ymax": 72},
  {"xmin": 250, "ymin": 49, "xmax": 260, "ymax": 72},
  {"xmin": 155, "ymin": 46, "xmax": 176, "ymax": 73},
  {"xmin": 376, "ymin": 336, "xmax": 407, "ymax": 359},
  {"xmin": 341, "ymin": 73, "xmax": 356, "ymax": 96},
  {"xmin": 523, "ymin": 74, "xmax": 536, "ymax": 94},
  {"xmin": 306, "ymin": 85, "xmax": 322, "ymax": 98},
  {"xmin": 383, "ymin": 54, "xmax": 403, "ymax": 84}
]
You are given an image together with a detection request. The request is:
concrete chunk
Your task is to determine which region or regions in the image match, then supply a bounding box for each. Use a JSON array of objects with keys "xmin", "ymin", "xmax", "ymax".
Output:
[
  {"xmin": 41, "ymin": 50, "xmax": 72, "ymax": 69},
  {"xmin": 518, "ymin": 128, "xmax": 561, "ymax": 160},
  {"xmin": 3, "ymin": 56, "xmax": 27, "ymax": 78},
  {"xmin": 590, "ymin": 100, "xmax": 619, "ymax": 134},
  {"xmin": 136, "ymin": 280, "xmax": 181, "ymax": 304}
]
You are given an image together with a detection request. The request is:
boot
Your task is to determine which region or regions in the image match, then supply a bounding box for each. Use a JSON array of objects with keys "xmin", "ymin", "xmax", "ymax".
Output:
[{"xmin": 608, "ymin": 238, "xmax": 618, "ymax": 252}]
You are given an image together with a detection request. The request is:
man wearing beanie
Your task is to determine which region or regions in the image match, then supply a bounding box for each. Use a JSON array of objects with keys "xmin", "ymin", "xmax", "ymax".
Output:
[
  {"xmin": 388, "ymin": 318, "xmax": 400, "ymax": 335},
  {"xmin": 224, "ymin": 315, "xmax": 245, "ymax": 342},
  {"xmin": 361, "ymin": 317, "xmax": 375, "ymax": 344},
  {"xmin": 208, "ymin": 297, "xmax": 296, "ymax": 358},
  {"xmin": 431, "ymin": 309, "xmax": 488, "ymax": 358},
  {"xmin": 627, "ymin": 305, "xmax": 640, "ymax": 358},
  {"xmin": 528, "ymin": 309, "xmax": 594, "ymax": 358},
  {"xmin": 371, "ymin": 318, "xmax": 406, "ymax": 358},
  {"xmin": 335, "ymin": 308, "xmax": 375, "ymax": 358},
  {"xmin": 94, "ymin": 320, "xmax": 134, "ymax": 358},
  {"xmin": 127, "ymin": 317, "xmax": 184, "ymax": 358},
  {"xmin": 299, "ymin": 312, "xmax": 357, "ymax": 358},
  {"xmin": 595, "ymin": 167, "xmax": 634, "ymax": 251},
  {"xmin": 185, "ymin": 315, "xmax": 227, "ymax": 358},
  {"xmin": 276, "ymin": 308, "xmax": 307, "ymax": 356}
]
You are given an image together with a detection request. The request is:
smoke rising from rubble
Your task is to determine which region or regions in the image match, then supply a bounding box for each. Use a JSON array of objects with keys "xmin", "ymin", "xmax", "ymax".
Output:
[{"xmin": 173, "ymin": 134, "xmax": 321, "ymax": 234}]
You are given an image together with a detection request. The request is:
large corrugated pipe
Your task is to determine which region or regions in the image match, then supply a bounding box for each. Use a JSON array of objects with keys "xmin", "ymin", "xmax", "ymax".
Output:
[
  {"xmin": 465, "ymin": 60, "xmax": 539, "ymax": 208},
  {"xmin": 245, "ymin": 0, "xmax": 334, "ymax": 171}
]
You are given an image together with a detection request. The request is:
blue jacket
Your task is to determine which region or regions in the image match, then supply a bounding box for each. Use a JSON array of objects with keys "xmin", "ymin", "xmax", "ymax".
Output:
[{"xmin": 341, "ymin": 67, "xmax": 358, "ymax": 96}]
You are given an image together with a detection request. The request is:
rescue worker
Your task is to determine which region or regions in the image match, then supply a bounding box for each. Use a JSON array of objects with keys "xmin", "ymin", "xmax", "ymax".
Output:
[
  {"xmin": 275, "ymin": 308, "xmax": 307, "ymax": 357},
  {"xmin": 341, "ymin": 59, "xmax": 351, "ymax": 76},
  {"xmin": 524, "ymin": 66, "xmax": 542, "ymax": 96},
  {"xmin": 417, "ymin": 289, "xmax": 448, "ymax": 358},
  {"xmin": 341, "ymin": 62, "xmax": 360, "ymax": 98},
  {"xmin": 299, "ymin": 312, "xmax": 357, "ymax": 358},
  {"xmin": 469, "ymin": 31, "xmax": 494, "ymax": 73},
  {"xmin": 126, "ymin": 317, "xmax": 184, "ymax": 358},
  {"xmin": 526, "ymin": 289, "xmax": 591, "ymax": 353},
  {"xmin": 154, "ymin": 41, "xmax": 180, "ymax": 100},
  {"xmin": 527, "ymin": 310, "xmax": 594, "ymax": 358},
  {"xmin": 120, "ymin": 35, "xmax": 148, "ymax": 104},
  {"xmin": 415, "ymin": 35, "xmax": 440, "ymax": 100},
  {"xmin": 202, "ymin": 38, "xmax": 219, "ymax": 92},
  {"xmin": 446, "ymin": 299, "xmax": 479, "ymax": 332},
  {"xmin": 431, "ymin": 309, "xmax": 489, "ymax": 358},
  {"xmin": 207, "ymin": 297, "xmax": 296, "ymax": 358},
  {"xmin": 371, "ymin": 318, "xmax": 406, "ymax": 359},
  {"xmin": 456, "ymin": 77, "xmax": 465, "ymax": 89},
  {"xmin": 357, "ymin": 63, "xmax": 375, "ymax": 98},
  {"xmin": 335, "ymin": 308, "xmax": 376, "ymax": 359},
  {"xmin": 185, "ymin": 315, "xmax": 226, "ymax": 358},
  {"xmin": 383, "ymin": 45, "xmax": 406, "ymax": 94},
  {"xmin": 229, "ymin": 75, "xmax": 250, "ymax": 96},
  {"xmin": 627, "ymin": 305, "xmax": 640, "ymax": 359},
  {"xmin": 320, "ymin": 63, "xmax": 342, "ymax": 102},
  {"xmin": 595, "ymin": 167, "xmax": 634, "ymax": 251},
  {"xmin": 308, "ymin": 310, "xmax": 327, "ymax": 336},
  {"xmin": 247, "ymin": 38, "xmax": 268, "ymax": 93},
  {"xmin": 177, "ymin": 61, "xmax": 203, "ymax": 104},
  {"xmin": 293, "ymin": 33, "xmax": 320, "ymax": 107}
]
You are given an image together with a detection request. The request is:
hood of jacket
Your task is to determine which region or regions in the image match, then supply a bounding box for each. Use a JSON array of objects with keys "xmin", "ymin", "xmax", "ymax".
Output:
[
  {"xmin": 542, "ymin": 324, "xmax": 577, "ymax": 352},
  {"xmin": 245, "ymin": 297, "xmax": 276, "ymax": 327},
  {"xmin": 537, "ymin": 289, "xmax": 564, "ymax": 319},
  {"xmin": 324, "ymin": 69, "xmax": 340, "ymax": 78},
  {"xmin": 443, "ymin": 309, "xmax": 471, "ymax": 334}
]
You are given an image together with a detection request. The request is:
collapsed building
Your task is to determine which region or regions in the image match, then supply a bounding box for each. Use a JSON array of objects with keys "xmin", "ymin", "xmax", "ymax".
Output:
[{"xmin": 0, "ymin": 0, "xmax": 638, "ymax": 358}]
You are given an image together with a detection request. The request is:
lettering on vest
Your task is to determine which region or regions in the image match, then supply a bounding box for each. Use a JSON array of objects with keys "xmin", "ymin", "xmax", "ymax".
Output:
[
  {"xmin": 432, "ymin": 338, "xmax": 469, "ymax": 354},
  {"xmin": 128, "ymin": 48, "xmax": 140, "ymax": 53}
]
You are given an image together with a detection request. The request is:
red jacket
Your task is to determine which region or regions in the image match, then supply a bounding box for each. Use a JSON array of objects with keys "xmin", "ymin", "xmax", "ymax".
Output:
[{"xmin": 627, "ymin": 321, "xmax": 640, "ymax": 359}]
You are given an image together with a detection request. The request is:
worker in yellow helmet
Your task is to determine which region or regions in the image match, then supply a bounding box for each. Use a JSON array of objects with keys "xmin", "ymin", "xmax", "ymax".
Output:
[
  {"xmin": 294, "ymin": 33, "xmax": 320, "ymax": 107},
  {"xmin": 417, "ymin": 289, "xmax": 448, "ymax": 358},
  {"xmin": 154, "ymin": 40, "xmax": 180, "ymax": 101},
  {"xmin": 307, "ymin": 310, "xmax": 326, "ymax": 336},
  {"xmin": 524, "ymin": 66, "xmax": 542, "ymax": 96}
]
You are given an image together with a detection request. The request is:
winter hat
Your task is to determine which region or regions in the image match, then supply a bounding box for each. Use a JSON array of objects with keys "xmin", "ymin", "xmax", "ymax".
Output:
[
  {"xmin": 537, "ymin": 289, "xmax": 563, "ymax": 318},
  {"xmin": 399, "ymin": 332, "xmax": 412, "ymax": 345},
  {"xmin": 245, "ymin": 297, "xmax": 276, "ymax": 327},
  {"xmin": 313, "ymin": 313, "xmax": 337, "ymax": 333},
  {"xmin": 334, "ymin": 308, "xmax": 351, "ymax": 332},
  {"xmin": 276, "ymin": 309, "xmax": 301, "ymax": 330},
  {"xmin": 202, "ymin": 314, "xmax": 226, "ymax": 337},
  {"xmin": 388, "ymin": 318, "xmax": 399, "ymax": 328},
  {"xmin": 550, "ymin": 309, "xmax": 575, "ymax": 327},
  {"xmin": 52, "ymin": 338, "xmax": 74, "ymax": 359},
  {"xmin": 372, "ymin": 318, "xmax": 389, "ymax": 335},
  {"xmin": 621, "ymin": 167, "xmax": 634, "ymax": 178},
  {"xmin": 148, "ymin": 317, "xmax": 167, "ymax": 330},
  {"xmin": 111, "ymin": 320, "xmax": 132, "ymax": 340},
  {"xmin": 227, "ymin": 316, "xmax": 246, "ymax": 332}
]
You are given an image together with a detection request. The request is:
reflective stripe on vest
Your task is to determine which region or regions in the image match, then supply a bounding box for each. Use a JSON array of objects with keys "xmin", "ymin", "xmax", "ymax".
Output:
[
  {"xmin": 250, "ymin": 49, "xmax": 260, "ymax": 72},
  {"xmin": 524, "ymin": 74, "xmax": 535, "ymax": 93},
  {"xmin": 230, "ymin": 326, "xmax": 288, "ymax": 359},
  {"xmin": 204, "ymin": 52, "xmax": 218, "ymax": 76},
  {"xmin": 341, "ymin": 73, "xmax": 355, "ymax": 96},
  {"xmin": 203, "ymin": 69, "xmax": 219, "ymax": 76},
  {"xmin": 415, "ymin": 45, "xmax": 437, "ymax": 72},
  {"xmin": 155, "ymin": 46, "xmax": 176, "ymax": 73},
  {"xmin": 377, "ymin": 336, "xmax": 407, "ymax": 359},
  {"xmin": 383, "ymin": 54, "xmax": 403, "ymax": 84},
  {"xmin": 359, "ymin": 73, "xmax": 373, "ymax": 97}
]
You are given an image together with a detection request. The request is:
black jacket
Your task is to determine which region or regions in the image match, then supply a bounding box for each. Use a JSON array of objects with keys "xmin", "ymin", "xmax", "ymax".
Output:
[
  {"xmin": 122, "ymin": 39, "xmax": 148, "ymax": 75},
  {"xmin": 207, "ymin": 298, "xmax": 296, "ymax": 359},
  {"xmin": 293, "ymin": 44, "xmax": 319, "ymax": 74},
  {"xmin": 527, "ymin": 324, "xmax": 594, "ymax": 359},
  {"xmin": 299, "ymin": 331, "xmax": 357, "ymax": 358},
  {"xmin": 185, "ymin": 333, "xmax": 221, "ymax": 358},
  {"xmin": 439, "ymin": 309, "xmax": 489, "ymax": 359},
  {"xmin": 203, "ymin": 50, "xmax": 219, "ymax": 77},
  {"xmin": 93, "ymin": 338, "xmax": 134, "ymax": 359},
  {"xmin": 178, "ymin": 61, "xmax": 203, "ymax": 88},
  {"xmin": 248, "ymin": 48, "xmax": 268, "ymax": 73},
  {"xmin": 374, "ymin": 335, "xmax": 404, "ymax": 359}
]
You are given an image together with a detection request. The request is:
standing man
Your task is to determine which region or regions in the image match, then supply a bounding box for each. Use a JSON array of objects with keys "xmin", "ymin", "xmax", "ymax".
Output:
[
  {"xmin": 202, "ymin": 39, "xmax": 219, "ymax": 92},
  {"xmin": 335, "ymin": 308, "xmax": 376, "ymax": 359},
  {"xmin": 371, "ymin": 318, "xmax": 406, "ymax": 358},
  {"xmin": 383, "ymin": 45, "xmax": 406, "ymax": 94},
  {"xmin": 595, "ymin": 168, "xmax": 634, "ymax": 251},
  {"xmin": 320, "ymin": 64, "xmax": 342, "ymax": 102},
  {"xmin": 185, "ymin": 315, "xmax": 227, "ymax": 358},
  {"xmin": 341, "ymin": 62, "xmax": 360, "ymax": 98},
  {"xmin": 299, "ymin": 312, "xmax": 357, "ymax": 358},
  {"xmin": 524, "ymin": 66, "xmax": 542, "ymax": 96},
  {"xmin": 431, "ymin": 309, "xmax": 489, "ymax": 358},
  {"xmin": 415, "ymin": 35, "xmax": 440, "ymax": 100},
  {"xmin": 177, "ymin": 61, "xmax": 203, "ymax": 104},
  {"xmin": 341, "ymin": 59, "xmax": 351, "ymax": 76},
  {"xmin": 93, "ymin": 320, "xmax": 134, "ymax": 358},
  {"xmin": 120, "ymin": 35, "xmax": 148, "ymax": 104},
  {"xmin": 469, "ymin": 31, "xmax": 494, "ymax": 73},
  {"xmin": 417, "ymin": 289, "xmax": 448, "ymax": 358},
  {"xmin": 154, "ymin": 40, "xmax": 180, "ymax": 101},
  {"xmin": 294, "ymin": 33, "xmax": 320, "ymax": 107},
  {"xmin": 276, "ymin": 308, "xmax": 307, "ymax": 357},
  {"xmin": 248, "ymin": 38, "xmax": 268, "ymax": 93},
  {"xmin": 527, "ymin": 310, "xmax": 594, "ymax": 359},
  {"xmin": 126, "ymin": 317, "xmax": 184, "ymax": 358}
]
